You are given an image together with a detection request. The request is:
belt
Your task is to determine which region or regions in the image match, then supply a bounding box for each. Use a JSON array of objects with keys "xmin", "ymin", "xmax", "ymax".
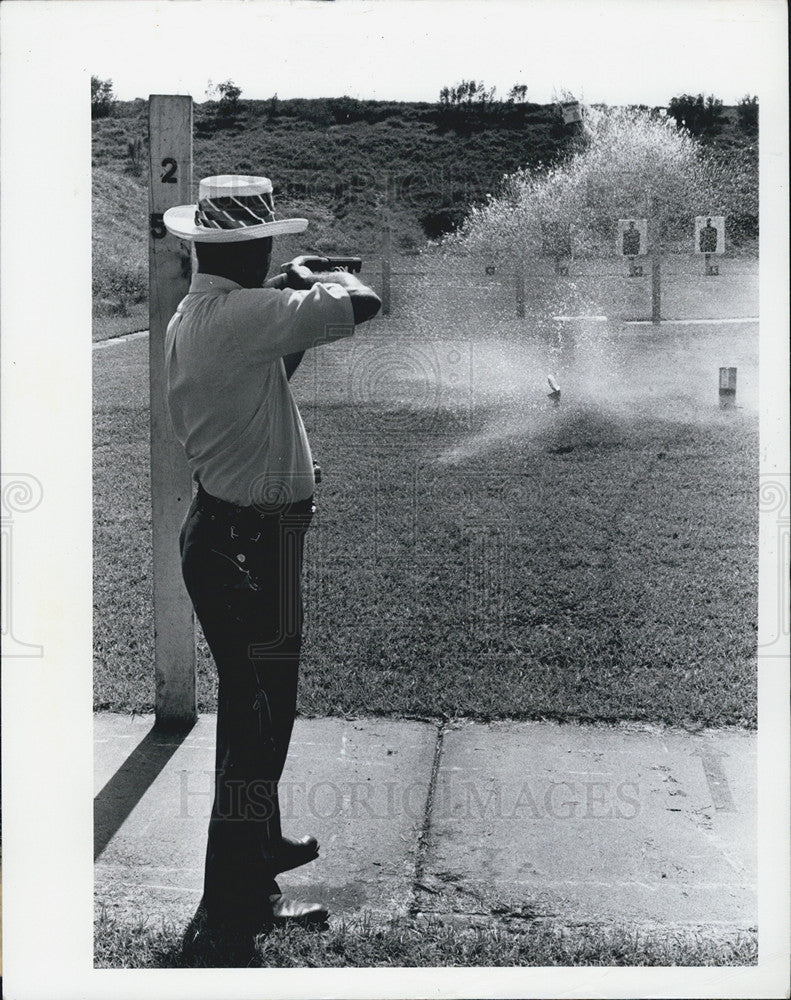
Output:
[{"xmin": 195, "ymin": 483, "xmax": 314, "ymax": 522}]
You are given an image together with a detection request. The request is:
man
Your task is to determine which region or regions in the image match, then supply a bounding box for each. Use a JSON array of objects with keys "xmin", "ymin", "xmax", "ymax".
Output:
[{"xmin": 162, "ymin": 174, "xmax": 381, "ymax": 962}]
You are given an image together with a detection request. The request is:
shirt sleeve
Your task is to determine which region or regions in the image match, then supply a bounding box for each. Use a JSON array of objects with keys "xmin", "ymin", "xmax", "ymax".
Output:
[{"xmin": 221, "ymin": 282, "xmax": 355, "ymax": 363}]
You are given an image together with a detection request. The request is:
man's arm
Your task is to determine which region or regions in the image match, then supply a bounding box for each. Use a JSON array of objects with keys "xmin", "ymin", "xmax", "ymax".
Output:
[
  {"xmin": 307, "ymin": 272, "xmax": 381, "ymax": 325},
  {"xmin": 261, "ymin": 261, "xmax": 380, "ymax": 374},
  {"xmin": 268, "ymin": 263, "xmax": 382, "ymax": 325}
]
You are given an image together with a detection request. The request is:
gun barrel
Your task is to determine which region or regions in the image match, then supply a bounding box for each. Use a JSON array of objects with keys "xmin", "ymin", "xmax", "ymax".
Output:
[
  {"xmin": 280, "ymin": 255, "xmax": 363, "ymax": 276},
  {"xmin": 322, "ymin": 257, "xmax": 362, "ymax": 274}
]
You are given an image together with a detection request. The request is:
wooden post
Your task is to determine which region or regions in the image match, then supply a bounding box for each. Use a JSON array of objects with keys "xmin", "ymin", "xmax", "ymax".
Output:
[
  {"xmin": 381, "ymin": 176, "xmax": 391, "ymax": 316},
  {"xmin": 649, "ymin": 204, "xmax": 661, "ymax": 325},
  {"xmin": 719, "ymin": 367, "xmax": 737, "ymax": 408},
  {"xmin": 148, "ymin": 95, "xmax": 196, "ymax": 729},
  {"xmin": 651, "ymin": 249, "xmax": 661, "ymax": 324}
]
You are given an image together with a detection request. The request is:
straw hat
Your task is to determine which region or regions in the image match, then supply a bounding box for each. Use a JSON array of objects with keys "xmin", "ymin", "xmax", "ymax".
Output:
[{"xmin": 163, "ymin": 175, "xmax": 308, "ymax": 242}]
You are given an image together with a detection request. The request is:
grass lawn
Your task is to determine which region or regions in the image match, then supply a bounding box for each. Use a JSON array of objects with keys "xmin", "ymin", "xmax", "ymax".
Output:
[
  {"xmin": 93, "ymin": 313, "xmax": 758, "ymax": 727},
  {"xmin": 94, "ymin": 908, "xmax": 757, "ymax": 968},
  {"xmin": 93, "ymin": 304, "xmax": 148, "ymax": 343}
]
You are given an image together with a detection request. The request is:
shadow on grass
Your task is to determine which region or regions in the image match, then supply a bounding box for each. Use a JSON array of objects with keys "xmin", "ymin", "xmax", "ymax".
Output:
[{"xmin": 94, "ymin": 721, "xmax": 195, "ymax": 860}]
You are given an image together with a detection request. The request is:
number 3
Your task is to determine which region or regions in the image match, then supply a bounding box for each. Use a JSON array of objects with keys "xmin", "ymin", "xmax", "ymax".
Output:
[{"xmin": 161, "ymin": 158, "xmax": 178, "ymax": 183}]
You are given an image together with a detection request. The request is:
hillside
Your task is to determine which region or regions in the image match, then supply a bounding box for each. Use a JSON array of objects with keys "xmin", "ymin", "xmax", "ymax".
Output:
[
  {"xmin": 92, "ymin": 96, "xmax": 756, "ymax": 327},
  {"xmin": 94, "ymin": 97, "xmax": 575, "ymax": 246}
]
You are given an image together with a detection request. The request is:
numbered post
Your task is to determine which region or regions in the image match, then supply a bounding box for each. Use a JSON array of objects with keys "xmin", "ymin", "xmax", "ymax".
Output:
[{"xmin": 148, "ymin": 95, "xmax": 196, "ymax": 729}]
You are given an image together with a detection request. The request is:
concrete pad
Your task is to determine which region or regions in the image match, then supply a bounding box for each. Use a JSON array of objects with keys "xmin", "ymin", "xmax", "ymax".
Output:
[
  {"xmin": 417, "ymin": 721, "xmax": 756, "ymax": 927},
  {"xmin": 94, "ymin": 713, "xmax": 437, "ymax": 926}
]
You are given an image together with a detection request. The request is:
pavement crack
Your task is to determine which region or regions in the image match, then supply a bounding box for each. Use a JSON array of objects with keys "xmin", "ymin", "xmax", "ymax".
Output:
[
  {"xmin": 408, "ymin": 720, "xmax": 448, "ymax": 916},
  {"xmin": 413, "ymin": 881, "xmax": 442, "ymax": 896}
]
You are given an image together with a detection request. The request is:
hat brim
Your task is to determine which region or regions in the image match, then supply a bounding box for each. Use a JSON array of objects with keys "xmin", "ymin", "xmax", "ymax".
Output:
[{"xmin": 163, "ymin": 204, "xmax": 308, "ymax": 242}]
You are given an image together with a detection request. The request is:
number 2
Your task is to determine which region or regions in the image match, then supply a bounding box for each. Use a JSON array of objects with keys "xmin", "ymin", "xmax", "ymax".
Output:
[{"xmin": 161, "ymin": 158, "xmax": 178, "ymax": 183}]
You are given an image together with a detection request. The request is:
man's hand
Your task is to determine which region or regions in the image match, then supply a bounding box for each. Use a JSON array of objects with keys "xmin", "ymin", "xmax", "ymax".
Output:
[
  {"xmin": 262, "ymin": 261, "xmax": 315, "ymax": 291},
  {"xmin": 273, "ymin": 256, "xmax": 361, "ymax": 289},
  {"xmin": 288, "ymin": 255, "xmax": 331, "ymax": 272},
  {"xmin": 265, "ymin": 257, "xmax": 382, "ymax": 325}
]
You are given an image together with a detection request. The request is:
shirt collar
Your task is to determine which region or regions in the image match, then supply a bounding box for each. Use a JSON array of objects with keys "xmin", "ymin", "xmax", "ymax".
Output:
[{"xmin": 189, "ymin": 273, "xmax": 242, "ymax": 294}]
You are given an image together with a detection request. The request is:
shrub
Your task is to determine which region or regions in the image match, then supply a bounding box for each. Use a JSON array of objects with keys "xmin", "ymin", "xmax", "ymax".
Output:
[
  {"xmin": 91, "ymin": 76, "xmax": 115, "ymax": 119},
  {"xmin": 302, "ymin": 100, "xmax": 334, "ymax": 127},
  {"xmin": 420, "ymin": 205, "xmax": 468, "ymax": 239},
  {"xmin": 217, "ymin": 79, "xmax": 242, "ymax": 117},
  {"xmin": 736, "ymin": 95, "xmax": 758, "ymax": 136},
  {"xmin": 92, "ymin": 168, "xmax": 148, "ymax": 312},
  {"xmin": 126, "ymin": 138, "xmax": 144, "ymax": 177},
  {"xmin": 667, "ymin": 93, "xmax": 725, "ymax": 140}
]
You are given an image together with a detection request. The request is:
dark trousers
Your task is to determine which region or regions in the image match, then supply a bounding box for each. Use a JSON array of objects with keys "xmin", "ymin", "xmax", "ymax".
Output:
[{"xmin": 179, "ymin": 484, "xmax": 314, "ymax": 927}]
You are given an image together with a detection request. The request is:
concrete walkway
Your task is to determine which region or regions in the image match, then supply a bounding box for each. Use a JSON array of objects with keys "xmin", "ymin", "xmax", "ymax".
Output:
[
  {"xmin": 94, "ymin": 713, "xmax": 756, "ymax": 931},
  {"xmin": 92, "ymin": 330, "xmax": 149, "ymax": 350}
]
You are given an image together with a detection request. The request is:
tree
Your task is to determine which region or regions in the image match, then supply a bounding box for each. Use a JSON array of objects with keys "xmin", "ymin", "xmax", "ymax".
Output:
[
  {"xmin": 508, "ymin": 84, "xmax": 528, "ymax": 104},
  {"xmin": 667, "ymin": 93, "xmax": 725, "ymax": 139},
  {"xmin": 736, "ymin": 95, "xmax": 758, "ymax": 135},
  {"xmin": 437, "ymin": 79, "xmax": 497, "ymax": 115},
  {"xmin": 91, "ymin": 76, "xmax": 115, "ymax": 119},
  {"xmin": 480, "ymin": 84, "xmax": 497, "ymax": 112},
  {"xmin": 216, "ymin": 79, "xmax": 242, "ymax": 117}
]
